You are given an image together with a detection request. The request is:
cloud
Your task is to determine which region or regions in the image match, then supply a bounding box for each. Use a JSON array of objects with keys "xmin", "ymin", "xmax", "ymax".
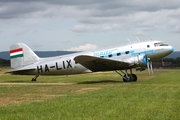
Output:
[
  {"xmin": 133, "ymin": 31, "xmax": 149, "ymax": 37},
  {"xmin": 66, "ymin": 44, "xmax": 98, "ymax": 51},
  {"xmin": 0, "ymin": 0, "xmax": 180, "ymax": 33},
  {"xmin": 0, "ymin": 2, "xmax": 47, "ymax": 19},
  {"xmin": 1, "ymin": 0, "xmax": 180, "ymax": 51},
  {"xmin": 71, "ymin": 25, "xmax": 91, "ymax": 33},
  {"xmin": 168, "ymin": 19, "xmax": 180, "ymax": 33},
  {"xmin": 71, "ymin": 23, "xmax": 121, "ymax": 33},
  {"xmin": 166, "ymin": 8, "xmax": 180, "ymax": 33},
  {"xmin": 15, "ymin": 29, "xmax": 31, "ymax": 35}
]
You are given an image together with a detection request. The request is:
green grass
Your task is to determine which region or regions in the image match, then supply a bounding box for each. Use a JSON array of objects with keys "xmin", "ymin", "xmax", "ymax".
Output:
[{"xmin": 0, "ymin": 68, "xmax": 180, "ymax": 120}]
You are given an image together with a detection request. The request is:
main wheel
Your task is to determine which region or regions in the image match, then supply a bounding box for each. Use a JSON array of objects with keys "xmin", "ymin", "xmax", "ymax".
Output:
[
  {"xmin": 123, "ymin": 74, "xmax": 131, "ymax": 82},
  {"xmin": 123, "ymin": 74, "xmax": 137, "ymax": 82},
  {"xmin": 131, "ymin": 74, "xmax": 137, "ymax": 82}
]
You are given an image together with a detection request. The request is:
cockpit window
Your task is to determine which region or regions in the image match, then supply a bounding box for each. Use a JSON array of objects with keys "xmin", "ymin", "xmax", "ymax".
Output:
[
  {"xmin": 154, "ymin": 42, "xmax": 169, "ymax": 47},
  {"xmin": 154, "ymin": 42, "xmax": 161, "ymax": 47},
  {"xmin": 160, "ymin": 43, "xmax": 168, "ymax": 46}
]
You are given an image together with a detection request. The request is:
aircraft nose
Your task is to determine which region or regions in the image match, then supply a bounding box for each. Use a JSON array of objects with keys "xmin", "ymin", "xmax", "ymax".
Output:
[{"xmin": 170, "ymin": 46, "xmax": 174, "ymax": 52}]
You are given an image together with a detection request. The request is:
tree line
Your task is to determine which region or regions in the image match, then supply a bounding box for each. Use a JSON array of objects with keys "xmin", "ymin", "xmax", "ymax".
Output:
[
  {"xmin": 155, "ymin": 57, "xmax": 180, "ymax": 67},
  {"xmin": 0, "ymin": 58, "xmax": 10, "ymax": 66}
]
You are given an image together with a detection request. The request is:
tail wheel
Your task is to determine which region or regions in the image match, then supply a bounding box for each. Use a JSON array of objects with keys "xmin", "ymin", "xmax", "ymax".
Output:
[{"xmin": 31, "ymin": 78, "xmax": 36, "ymax": 81}]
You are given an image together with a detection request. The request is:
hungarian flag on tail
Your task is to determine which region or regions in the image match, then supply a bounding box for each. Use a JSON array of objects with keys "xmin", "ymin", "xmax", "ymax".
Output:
[{"xmin": 10, "ymin": 48, "xmax": 23, "ymax": 59}]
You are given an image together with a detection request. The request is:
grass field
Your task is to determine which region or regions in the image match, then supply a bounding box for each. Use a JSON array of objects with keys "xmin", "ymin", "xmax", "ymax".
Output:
[{"xmin": 0, "ymin": 68, "xmax": 180, "ymax": 120}]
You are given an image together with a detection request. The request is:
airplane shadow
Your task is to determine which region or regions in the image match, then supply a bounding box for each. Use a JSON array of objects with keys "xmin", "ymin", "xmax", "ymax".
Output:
[
  {"xmin": 3, "ymin": 80, "xmax": 31, "ymax": 83},
  {"xmin": 77, "ymin": 80, "xmax": 123, "ymax": 84}
]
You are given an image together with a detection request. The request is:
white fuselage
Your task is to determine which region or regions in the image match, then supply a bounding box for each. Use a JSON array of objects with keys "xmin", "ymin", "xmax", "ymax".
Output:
[{"xmin": 16, "ymin": 40, "xmax": 174, "ymax": 75}]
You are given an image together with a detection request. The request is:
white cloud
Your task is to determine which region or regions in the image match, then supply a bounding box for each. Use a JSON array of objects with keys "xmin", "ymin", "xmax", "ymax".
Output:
[
  {"xmin": 169, "ymin": 19, "xmax": 180, "ymax": 33},
  {"xmin": 134, "ymin": 31, "xmax": 148, "ymax": 36},
  {"xmin": 66, "ymin": 44, "xmax": 98, "ymax": 51},
  {"xmin": 71, "ymin": 23, "xmax": 121, "ymax": 33},
  {"xmin": 71, "ymin": 25, "xmax": 91, "ymax": 33},
  {"xmin": 0, "ymin": 0, "xmax": 180, "ymax": 51},
  {"xmin": 102, "ymin": 24, "xmax": 121, "ymax": 31}
]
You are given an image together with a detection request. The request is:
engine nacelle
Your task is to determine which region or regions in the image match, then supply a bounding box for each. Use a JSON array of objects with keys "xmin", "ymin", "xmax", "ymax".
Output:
[{"xmin": 124, "ymin": 54, "xmax": 147, "ymax": 68}]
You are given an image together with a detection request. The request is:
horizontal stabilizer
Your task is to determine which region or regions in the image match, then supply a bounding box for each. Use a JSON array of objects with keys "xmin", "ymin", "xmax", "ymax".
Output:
[{"xmin": 8, "ymin": 67, "xmax": 36, "ymax": 75}]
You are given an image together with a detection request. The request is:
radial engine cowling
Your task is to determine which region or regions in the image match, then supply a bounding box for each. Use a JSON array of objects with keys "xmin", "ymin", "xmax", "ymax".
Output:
[{"xmin": 124, "ymin": 54, "xmax": 147, "ymax": 68}]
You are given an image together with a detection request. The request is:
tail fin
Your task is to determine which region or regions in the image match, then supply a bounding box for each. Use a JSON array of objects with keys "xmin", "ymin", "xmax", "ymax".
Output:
[{"xmin": 10, "ymin": 43, "xmax": 40, "ymax": 69}]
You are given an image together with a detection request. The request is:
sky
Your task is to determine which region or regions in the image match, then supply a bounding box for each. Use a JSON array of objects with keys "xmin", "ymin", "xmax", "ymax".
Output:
[{"xmin": 0, "ymin": 0, "xmax": 180, "ymax": 51}]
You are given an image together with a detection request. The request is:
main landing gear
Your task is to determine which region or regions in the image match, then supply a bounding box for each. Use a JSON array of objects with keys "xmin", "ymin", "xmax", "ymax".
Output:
[
  {"xmin": 32, "ymin": 74, "xmax": 39, "ymax": 81},
  {"xmin": 115, "ymin": 69, "xmax": 137, "ymax": 82}
]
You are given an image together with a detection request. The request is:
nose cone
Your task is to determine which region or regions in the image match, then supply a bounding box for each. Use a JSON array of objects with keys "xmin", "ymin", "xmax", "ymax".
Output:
[
  {"xmin": 170, "ymin": 46, "xmax": 174, "ymax": 52},
  {"xmin": 166, "ymin": 46, "xmax": 174, "ymax": 57}
]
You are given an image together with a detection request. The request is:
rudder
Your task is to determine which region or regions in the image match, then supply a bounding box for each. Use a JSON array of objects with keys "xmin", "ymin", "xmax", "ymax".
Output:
[{"xmin": 10, "ymin": 43, "xmax": 39, "ymax": 69}]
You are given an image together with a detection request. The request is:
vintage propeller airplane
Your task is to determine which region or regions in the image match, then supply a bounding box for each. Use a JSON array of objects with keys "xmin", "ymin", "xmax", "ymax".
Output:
[{"xmin": 9, "ymin": 40, "xmax": 174, "ymax": 82}]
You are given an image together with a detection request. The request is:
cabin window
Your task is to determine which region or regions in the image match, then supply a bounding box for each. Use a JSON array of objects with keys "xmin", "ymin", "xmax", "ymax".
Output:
[
  {"xmin": 125, "ymin": 51, "xmax": 129, "ymax": 54},
  {"xmin": 147, "ymin": 45, "xmax": 150, "ymax": 48},
  {"xmin": 100, "ymin": 56, "xmax": 104, "ymax": 58},
  {"xmin": 117, "ymin": 53, "xmax": 121, "ymax": 56},
  {"xmin": 108, "ymin": 54, "xmax": 112, "ymax": 57}
]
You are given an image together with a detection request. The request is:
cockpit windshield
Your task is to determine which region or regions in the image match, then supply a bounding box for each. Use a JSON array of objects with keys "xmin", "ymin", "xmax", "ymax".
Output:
[{"xmin": 154, "ymin": 42, "xmax": 169, "ymax": 47}]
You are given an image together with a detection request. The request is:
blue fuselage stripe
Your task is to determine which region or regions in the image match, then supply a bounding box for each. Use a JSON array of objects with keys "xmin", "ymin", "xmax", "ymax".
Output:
[{"xmin": 97, "ymin": 49, "xmax": 154, "ymax": 58}]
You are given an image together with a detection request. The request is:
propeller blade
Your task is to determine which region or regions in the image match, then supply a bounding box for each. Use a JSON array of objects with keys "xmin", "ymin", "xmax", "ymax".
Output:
[
  {"xmin": 150, "ymin": 61, "xmax": 154, "ymax": 75},
  {"xmin": 147, "ymin": 61, "xmax": 151, "ymax": 75},
  {"xmin": 145, "ymin": 54, "xmax": 153, "ymax": 75},
  {"xmin": 143, "ymin": 54, "xmax": 153, "ymax": 75}
]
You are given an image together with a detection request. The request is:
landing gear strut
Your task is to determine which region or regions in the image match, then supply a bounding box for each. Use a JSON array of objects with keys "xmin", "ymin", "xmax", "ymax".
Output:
[
  {"xmin": 31, "ymin": 74, "xmax": 39, "ymax": 81},
  {"xmin": 115, "ymin": 69, "xmax": 137, "ymax": 82}
]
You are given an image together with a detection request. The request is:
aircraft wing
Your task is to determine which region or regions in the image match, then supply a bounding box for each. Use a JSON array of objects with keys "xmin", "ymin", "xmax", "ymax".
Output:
[{"xmin": 74, "ymin": 55, "xmax": 130, "ymax": 72}]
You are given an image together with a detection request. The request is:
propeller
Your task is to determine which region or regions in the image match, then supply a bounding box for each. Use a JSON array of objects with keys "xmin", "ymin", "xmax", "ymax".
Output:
[
  {"xmin": 146, "ymin": 55, "xmax": 153, "ymax": 75},
  {"xmin": 136, "ymin": 53, "xmax": 154, "ymax": 75}
]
